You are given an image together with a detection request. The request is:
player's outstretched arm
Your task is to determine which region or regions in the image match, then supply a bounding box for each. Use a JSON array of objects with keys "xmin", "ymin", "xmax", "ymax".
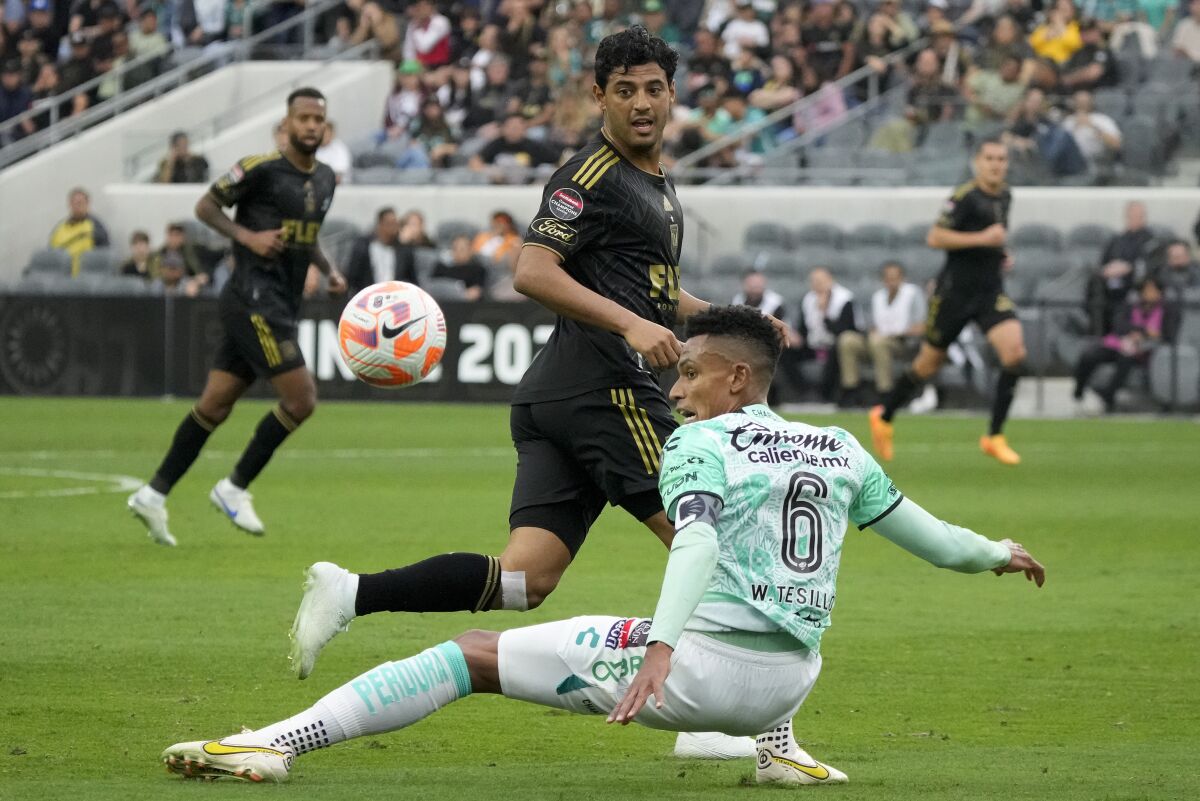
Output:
[
  {"xmin": 609, "ymin": 495, "xmax": 723, "ymax": 725},
  {"xmin": 514, "ymin": 244, "xmax": 682, "ymax": 368},
  {"xmin": 869, "ymin": 497, "xmax": 1045, "ymax": 587}
]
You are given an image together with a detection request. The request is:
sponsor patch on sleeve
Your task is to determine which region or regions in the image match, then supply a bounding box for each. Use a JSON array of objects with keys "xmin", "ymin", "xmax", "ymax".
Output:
[
  {"xmin": 548, "ymin": 187, "xmax": 583, "ymax": 221},
  {"xmin": 531, "ymin": 217, "xmax": 577, "ymax": 244}
]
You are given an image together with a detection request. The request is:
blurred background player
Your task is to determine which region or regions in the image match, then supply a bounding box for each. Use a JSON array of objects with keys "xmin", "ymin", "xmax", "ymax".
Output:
[
  {"xmin": 870, "ymin": 138, "xmax": 1029, "ymax": 466},
  {"xmin": 286, "ymin": 26, "xmax": 783, "ymax": 762},
  {"xmin": 160, "ymin": 306, "xmax": 1043, "ymax": 786},
  {"xmin": 126, "ymin": 88, "xmax": 346, "ymax": 546}
]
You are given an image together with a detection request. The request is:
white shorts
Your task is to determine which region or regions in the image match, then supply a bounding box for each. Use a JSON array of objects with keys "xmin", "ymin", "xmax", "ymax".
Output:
[{"xmin": 497, "ymin": 615, "xmax": 821, "ymax": 736}]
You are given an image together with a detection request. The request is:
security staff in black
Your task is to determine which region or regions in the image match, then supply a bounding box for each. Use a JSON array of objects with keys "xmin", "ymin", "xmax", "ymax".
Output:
[
  {"xmin": 126, "ymin": 87, "xmax": 347, "ymax": 546},
  {"xmin": 870, "ymin": 137, "xmax": 1029, "ymax": 467}
]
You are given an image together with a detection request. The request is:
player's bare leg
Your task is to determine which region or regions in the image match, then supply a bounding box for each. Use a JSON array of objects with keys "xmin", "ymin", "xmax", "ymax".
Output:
[
  {"xmin": 495, "ymin": 527, "xmax": 574, "ymax": 609},
  {"xmin": 290, "ymin": 527, "xmax": 572, "ymax": 679},
  {"xmin": 871, "ymin": 343, "xmax": 946, "ymax": 461},
  {"xmin": 980, "ymin": 319, "xmax": 1026, "ymax": 465},
  {"xmin": 212, "ymin": 366, "xmax": 316, "ymax": 534},
  {"xmin": 129, "ymin": 369, "xmax": 249, "ymax": 546}
]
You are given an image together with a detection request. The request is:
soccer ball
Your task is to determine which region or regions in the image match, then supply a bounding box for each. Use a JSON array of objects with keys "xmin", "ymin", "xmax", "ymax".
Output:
[{"xmin": 337, "ymin": 281, "xmax": 447, "ymax": 388}]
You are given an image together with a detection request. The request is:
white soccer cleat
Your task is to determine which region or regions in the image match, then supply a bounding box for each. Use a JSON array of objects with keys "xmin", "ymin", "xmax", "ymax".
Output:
[
  {"xmin": 210, "ymin": 478, "xmax": 265, "ymax": 535},
  {"xmin": 127, "ymin": 486, "xmax": 177, "ymax": 547},
  {"xmin": 756, "ymin": 744, "xmax": 848, "ymax": 785},
  {"xmin": 162, "ymin": 733, "xmax": 293, "ymax": 783},
  {"xmin": 673, "ymin": 731, "xmax": 756, "ymax": 760},
  {"xmin": 289, "ymin": 561, "xmax": 357, "ymax": 680}
]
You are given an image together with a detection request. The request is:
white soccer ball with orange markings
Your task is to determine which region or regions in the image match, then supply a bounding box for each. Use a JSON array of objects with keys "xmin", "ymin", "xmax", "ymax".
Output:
[{"xmin": 337, "ymin": 281, "xmax": 446, "ymax": 388}]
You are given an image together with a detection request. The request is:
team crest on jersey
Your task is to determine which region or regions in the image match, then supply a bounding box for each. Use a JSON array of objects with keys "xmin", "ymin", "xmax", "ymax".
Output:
[
  {"xmin": 303, "ymin": 181, "xmax": 316, "ymax": 214},
  {"xmin": 548, "ymin": 188, "xmax": 583, "ymax": 221},
  {"xmin": 670, "ymin": 224, "xmax": 679, "ymax": 252}
]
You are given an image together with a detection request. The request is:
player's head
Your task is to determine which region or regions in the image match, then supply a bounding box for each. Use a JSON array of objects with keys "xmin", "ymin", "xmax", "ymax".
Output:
[
  {"xmin": 972, "ymin": 136, "xmax": 1008, "ymax": 188},
  {"xmin": 593, "ymin": 25, "xmax": 677, "ymax": 153},
  {"xmin": 672, "ymin": 306, "xmax": 781, "ymax": 423},
  {"xmin": 284, "ymin": 86, "xmax": 327, "ymax": 156}
]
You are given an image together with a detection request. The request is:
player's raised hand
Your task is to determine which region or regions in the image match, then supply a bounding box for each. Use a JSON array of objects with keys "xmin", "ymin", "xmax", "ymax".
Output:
[
  {"xmin": 624, "ymin": 318, "xmax": 683, "ymax": 369},
  {"xmin": 607, "ymin": 642, "xmax": 673, "ymax": 726},
  {"xmin": 241, "ymin": 228, "xmax": 285, "ymax": 258},
  {"xmin": 979, "ymin": 224, "xmax": 1007, "ymax": 248},
  {"xmin": 993, "ymin": 539, "xmax": 1045, "ymax": 587}
]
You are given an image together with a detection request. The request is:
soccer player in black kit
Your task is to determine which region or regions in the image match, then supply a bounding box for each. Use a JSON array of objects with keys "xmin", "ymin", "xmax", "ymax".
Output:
[
  {"xmin": 870, "ymin": 138, "xmax": 1028, "ymax": 466},
  {"xmin": 286, "ymin": 27, "xmax": 819, "ymax": 769},
  {"xmin": 127, "ymin": 88, "xmax": 346, "ymax": 546}
]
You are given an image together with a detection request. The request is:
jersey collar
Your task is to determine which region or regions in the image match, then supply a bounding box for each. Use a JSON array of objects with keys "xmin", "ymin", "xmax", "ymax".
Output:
[{"xmin": 737, "ymin": 404, "xmax": 784, "ymax": 422}]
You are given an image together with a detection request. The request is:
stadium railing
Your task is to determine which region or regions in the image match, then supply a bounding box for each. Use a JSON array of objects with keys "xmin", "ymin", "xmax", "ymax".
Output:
[
  {"xmin": 672, "ymin": 40, "xmax": 928, "ymax": 184},
  {"xmin": 0, "ymin": 0, "xmax": 346, "ymax": 172}
]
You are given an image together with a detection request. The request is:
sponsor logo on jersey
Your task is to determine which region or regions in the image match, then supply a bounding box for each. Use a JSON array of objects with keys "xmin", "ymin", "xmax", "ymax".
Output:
[
  {"xmin": 548, "ymin": 187, "xmax": 583, "ymax": 220},
  {"xmin": 531, "ymin": 217, "xmax": 577, "ymax": 244},
  {"xmin": 726, "ymin": 422, "xmax": 845, "ymax": 454}
]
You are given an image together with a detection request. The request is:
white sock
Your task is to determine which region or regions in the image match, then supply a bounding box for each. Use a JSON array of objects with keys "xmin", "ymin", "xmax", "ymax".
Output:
[
  {"xmin": 757, "ymin": 719, "xmax": 797, "ymax": 757},
  {"xmin": 253, "ymin": 641, "xmax": 472, "ymax": 756},
  {"xmin": 136, "ymin": 485, "xmax": 166, "ymax": 507},
  {"xmin": 339, "ymin": 572, "xmax": 359, "ymax": 622}
]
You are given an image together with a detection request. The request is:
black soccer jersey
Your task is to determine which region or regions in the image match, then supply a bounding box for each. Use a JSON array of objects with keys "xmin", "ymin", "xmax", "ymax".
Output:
[
  {"xmin": 935, "ymin": 180, "xmax": 1012, "ymax": 294},
  {"xmin": 514, "ymin": 132, "xmax": 684, "ymax": 404},
  {"xmin": 209, "ymin": 151, "xmax": 337, "ymax": 320}
]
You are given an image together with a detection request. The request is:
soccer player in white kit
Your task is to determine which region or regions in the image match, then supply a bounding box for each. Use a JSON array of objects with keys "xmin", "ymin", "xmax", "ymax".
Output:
[{"xmin": 160, "ymin": 306, "xmax": 1045, "ymax": 786}]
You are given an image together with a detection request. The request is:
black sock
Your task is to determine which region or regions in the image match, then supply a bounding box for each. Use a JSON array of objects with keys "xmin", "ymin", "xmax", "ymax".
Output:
[
  {"xmin": 881, "ymin": 369, "xmax": 923, "ymax": 422},
  {"xmin": 230, "ymin": 406, "xmax": 298, "ymax": 489},
  {"xmin": 149, "ymin": 407, "xmax": 216, "ymax": 494},
  {"xmin": 355, "ymin": 553, "xmax": 501, "ymax": 615},
  {"xmin": 990, "ymin": 368, "xmax": 1021, "ymax": 436}
]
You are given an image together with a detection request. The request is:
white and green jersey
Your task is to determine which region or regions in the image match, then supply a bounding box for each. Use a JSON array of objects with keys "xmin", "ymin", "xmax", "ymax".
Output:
[{"xmin": 658, "ymin": 404, "xmax": 901, "ymax": 651}]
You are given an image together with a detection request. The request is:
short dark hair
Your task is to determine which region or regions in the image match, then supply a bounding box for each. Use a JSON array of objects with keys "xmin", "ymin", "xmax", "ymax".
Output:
[
  {"xmin": 287, "ymin": 86, "xmax": 326, "ymax": 108},
  {"xmin": 975, "ymin": 135, "xmax": 1006, "ymax": 154},
  {"xmin": 376, "ymin": 206, "xmax": 396, "ymax": 224},
  {"xmin": 880, "ymin": 261, "xmax": 905, "ymax": 275},
  {"xmin": 594, "ymin": 25, "xmax": 678, "ymax": 90},
  {"xmin": 166, "ymin": 222, "xmax": 186, "ymax": 234},
  {"xmin": 130, "ymin": 230, "xmax": 150, "ymax": 244},
  {"xmin": 169, "ymin": 130, "xmax": 187, "ymax": 146},
  {"xmin": 741, "ymin": 267, "xmax": 764, "ymax": 280},
  {"xmin": 684, "ymin": 305, "xmax": 782, "ymax": 374}
]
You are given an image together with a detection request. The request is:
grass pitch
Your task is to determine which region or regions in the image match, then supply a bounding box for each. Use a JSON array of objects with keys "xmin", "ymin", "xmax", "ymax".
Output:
[{"xmin": 0, "ymin": 397, "xmax": 1197, "ymax": 801}]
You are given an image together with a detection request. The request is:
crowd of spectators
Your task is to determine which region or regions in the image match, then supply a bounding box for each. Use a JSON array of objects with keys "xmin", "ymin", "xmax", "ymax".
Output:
[{"xmin": 867, "ymin": 0, "xmax": 1200, "ymax": 179}]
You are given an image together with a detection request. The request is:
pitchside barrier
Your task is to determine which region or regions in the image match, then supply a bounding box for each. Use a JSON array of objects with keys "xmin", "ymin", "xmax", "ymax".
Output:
[{"xmin": 0, "ymin": 293, "xmax": 1196, "ymax": 411}]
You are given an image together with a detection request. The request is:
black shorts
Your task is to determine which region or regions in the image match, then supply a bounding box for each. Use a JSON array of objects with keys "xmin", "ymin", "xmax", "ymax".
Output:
[
  {"xmin": 509, "ymin": 385, "xmax": 678, "ymax": 555},
  {"xmin": 212, "ymin": 291, "xmax": 305, "ymax": 383},
  {"xmin": 924, "ymin": 277, "xmax": 1018, "ymax": 349}
]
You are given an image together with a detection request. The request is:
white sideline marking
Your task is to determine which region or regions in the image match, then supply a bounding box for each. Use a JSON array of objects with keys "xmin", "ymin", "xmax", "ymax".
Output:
[{"xmin": 0, "ymin": 467, "xmax": 142, "ymax": 500}]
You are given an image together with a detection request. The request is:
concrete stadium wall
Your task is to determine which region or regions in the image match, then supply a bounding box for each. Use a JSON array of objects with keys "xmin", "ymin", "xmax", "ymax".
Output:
[
  {"xmin": 0, "ymin": 60, "xmax": 392, "ymax": 281},
  {"xmin": 87, "ymin": 185, "xmax": 1200, "ymax": 272}
]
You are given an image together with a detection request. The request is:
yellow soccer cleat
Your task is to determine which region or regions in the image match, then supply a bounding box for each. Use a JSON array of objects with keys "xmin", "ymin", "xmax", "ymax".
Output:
[
  {"xmin": 980, "ymin": 434, "xmax": 1021, "ymax": 465},
  {"xmin": 869, "ymin": 405, "xmax": 894, "ymax": 462}
]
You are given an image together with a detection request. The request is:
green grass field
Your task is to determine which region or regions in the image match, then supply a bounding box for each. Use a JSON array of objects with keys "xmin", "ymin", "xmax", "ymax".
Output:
[{"xmin": 1, "ymin": 398, "xmax": 1197, "ymax": 801}]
